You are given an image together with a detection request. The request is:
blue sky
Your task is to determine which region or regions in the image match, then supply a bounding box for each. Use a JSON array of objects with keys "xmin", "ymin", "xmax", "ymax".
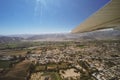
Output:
[{"xmin": 0, "ymin": 0, "xmax": 110, "ymax": 35}]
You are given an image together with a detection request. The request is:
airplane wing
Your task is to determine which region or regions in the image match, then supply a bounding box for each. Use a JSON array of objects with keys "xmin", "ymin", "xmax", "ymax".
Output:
[{"xmin": 72, "ymin": 0, "xmax": 120, "ymax": 33}]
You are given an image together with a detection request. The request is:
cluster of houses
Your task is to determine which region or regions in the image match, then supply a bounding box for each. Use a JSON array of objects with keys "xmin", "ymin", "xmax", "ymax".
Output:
[
  {"xmin": 26, "ymin": 42, "xmax": 120, "ymax": 80},
  {"xmin": 0, "ymin": 41, "xmax": 120, "ymax": 80}
]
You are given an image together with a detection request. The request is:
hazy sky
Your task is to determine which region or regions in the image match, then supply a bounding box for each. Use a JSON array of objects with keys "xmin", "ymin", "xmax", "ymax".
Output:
[{"xmin": 0, "ymin": 0, "xmax": 110, "ymax": 35}]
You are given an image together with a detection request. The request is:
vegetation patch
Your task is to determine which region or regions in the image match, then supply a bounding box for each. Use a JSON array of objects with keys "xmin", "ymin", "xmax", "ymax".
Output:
[
  {"xmin": 35, "ymin": 65, "xmax": 46, "ymax": 71},
  {"xmin": 0, "ymin": 60, "xmax": 31, "ymax": 80},
  {"xmin": 42, "ymin": 72, "xmax": 62, "ymax": 80},
  {"xmin": 58, "ymin": 62, "xmax": 69, "ymax": 69},
  {"xmin": 47, "ymin": 64, "xmax": 57, "ymax": 71},
  {"xmin": 0, "ymin": 60, "xmax": 12, "ymax": 68}
]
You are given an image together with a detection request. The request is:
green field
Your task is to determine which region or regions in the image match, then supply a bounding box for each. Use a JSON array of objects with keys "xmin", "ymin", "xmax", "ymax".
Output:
[
  {"xmin": 0, "ymin": 60, "xmax": 12, "ymax": 68},
  {"xmin": 58, "ymin": 62, "xmax": 69, "ymax": 69},
  {"xmin": 35, "ymin": 65, "xmax": 46, "ymax": 71},
  {"xmin": 42, "ymin": 72, "xmax": 62, "ymax": 80}
]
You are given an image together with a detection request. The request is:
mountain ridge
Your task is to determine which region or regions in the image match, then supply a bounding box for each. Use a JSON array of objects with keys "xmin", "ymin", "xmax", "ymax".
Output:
[{"xmin": 0, "ymin": 30, "xmax": 120, "ymax": 42}]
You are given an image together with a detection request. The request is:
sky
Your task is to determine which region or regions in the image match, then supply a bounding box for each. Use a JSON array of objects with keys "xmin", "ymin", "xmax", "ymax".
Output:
[{"xmin": 0, "ymin": 0, "xmax": 110, "ymax": 35}]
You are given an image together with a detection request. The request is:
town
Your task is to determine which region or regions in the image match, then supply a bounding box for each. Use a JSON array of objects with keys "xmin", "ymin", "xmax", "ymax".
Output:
[{"xmin": 0, "ymin": 40, "xmax": 120, "ymax": 80}]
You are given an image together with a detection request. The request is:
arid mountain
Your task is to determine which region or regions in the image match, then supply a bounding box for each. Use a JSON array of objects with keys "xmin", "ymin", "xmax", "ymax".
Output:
[
  {"xmin": 0, "ymin": 30, "xmax": 120, "ymax": 42},
  {"xmin": 74, "ymin": 30, "xmax": 120, "ymax": 40},
  {"xmin": 26, "ymin": 30, "xmax": 120, "ymax": 41},
  {"xmin": 0, "ymin": 36, "xmax": 23, "ymax": 43}
]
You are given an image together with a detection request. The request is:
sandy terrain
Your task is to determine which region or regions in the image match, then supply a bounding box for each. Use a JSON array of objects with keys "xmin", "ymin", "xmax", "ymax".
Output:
[{"xmin": 60, "ymin": 68, "xmax": 80, "ymax": 78}]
